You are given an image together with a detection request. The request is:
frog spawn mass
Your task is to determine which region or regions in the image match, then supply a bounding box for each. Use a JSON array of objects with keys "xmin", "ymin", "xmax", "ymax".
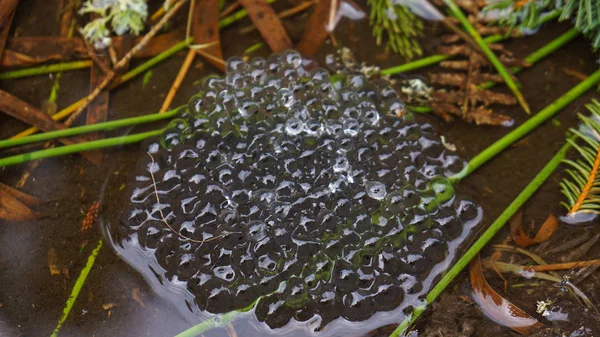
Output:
[{"xmin": 116, "ymin": 51, "xmax": 482, "ymax": 331}]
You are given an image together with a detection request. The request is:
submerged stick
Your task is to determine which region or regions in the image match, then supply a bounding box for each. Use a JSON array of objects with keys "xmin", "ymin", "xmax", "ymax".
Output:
[
  {"xmin": 10, "ymin": 38, "xmax": 192, "ymax": 139},
  {"xmin": 442, "ymin": 0, "xmax": 530, "ymax": 114},
  {"xmin": 65, "ymin": 0, "xmax": 189, "ymax": 126}
]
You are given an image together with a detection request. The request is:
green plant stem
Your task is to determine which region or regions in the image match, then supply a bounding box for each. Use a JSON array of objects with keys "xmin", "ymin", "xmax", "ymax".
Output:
[
  {"xmin": 0, "ymin": 108, "xmax": 180, "ymax": 150},
  {"xmin": 119, "ymin": 38, "xmax": 193, "ymax": 84},
  {"xmin": 219, "ymin": 0, "xmax": 276, "ymax": 29},
  {"xmin": 1, "ymin": 0, "xmax": 264, "ymax": 82},
  {"xmin": 443, "ymin": 0, "xmax": 531, "ymax": 114},
  {"xmin": 451, "ymin": 67, "xmax": 600, "ymax": 182},
  {"xmin": 480, "ymin": 27, "xmax": 581, "ymax": 90},
  {"xmin": 390, "ymin": 140, "xmax": 573, "ymax": 337},
  {"xmin": 0, "ymin": 61, "xmax": 93, "ymax": 80},
  {"xmin": 0, "ymin": 129, "xmax": 163, "ymax": 167},
  {"xmin": 411, "ymin": 28, "xmax": 581, "ymax": 114},
  {"xmin": 380, "ymin": 35, "xmax": 505, "ymax": 76},
  {"xmin": 11, "ymin": 38, "xmax": 191, "ymax": 139},
  {"xmin": 50, "ymin": 239, "xmax": 103, "ymax": 337},
  {"xmin": 174, "ymin": 311, "xmax": 244, "ymax": 337}
]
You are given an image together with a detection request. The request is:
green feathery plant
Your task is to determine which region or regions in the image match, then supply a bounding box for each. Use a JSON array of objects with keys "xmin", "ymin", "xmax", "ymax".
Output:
[
  {"xmin": 80, "ymin": 0, "xmax": 148, "ymax": 49},
  {"xmin": 484, "ymin": 0, "xmax": 600, "ymax": 51},
  {"xmin": 80, "ymin": 0, "xmax": 176, "ymax": 49},
  {"xmin": 560, "ymin": 99, "xmax": 600, "ymax": 223},
  {"xmin": 368, "ymin": 0, "xmax": 424, "ymax": 60}
]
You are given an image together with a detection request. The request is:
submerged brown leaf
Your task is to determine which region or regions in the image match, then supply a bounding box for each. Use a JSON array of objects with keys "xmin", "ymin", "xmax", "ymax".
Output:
[
  {"xmin": 0, "ymin": 189, "xmax": 44, "ymax": 221},
  {"xmin": 47, "ymin": 247, "xmax": 61, "ymax": 276},
  {"xmin": 509, "ymin": 211, "xmax": 558, "ymax": 248},
  {"xmin": 470, "ymin": 255, "xmax": 544, "ymax": 335},
  {"xmin": 296, "ymin": 0, "xmax": 332, "ymax": 57},
  {"xmin": 0, "ymin": 182, "xmax": 46, "ymax": 207},
  {"xmin": 239, "ymin": 0, "xmax": 292, "ymax": 53}
]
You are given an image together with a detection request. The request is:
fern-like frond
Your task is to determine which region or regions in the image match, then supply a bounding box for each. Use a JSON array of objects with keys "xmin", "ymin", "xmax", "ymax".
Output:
[
  {"xmin": 560, "ymin": 99, "xmax": 600, "ymax": 222},
  {"xmin": 367, "ymin": 0, "xmax": 424, "ymax": 60},
  {"xmin": 484, "ymin": 0, "xmax": 600, "ymax": 50}
]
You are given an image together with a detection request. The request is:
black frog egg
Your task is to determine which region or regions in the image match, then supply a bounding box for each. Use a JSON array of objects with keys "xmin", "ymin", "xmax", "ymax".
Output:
[{"xmin": 117, "ymin": 50, "xmax": 482, "ymax": 332}]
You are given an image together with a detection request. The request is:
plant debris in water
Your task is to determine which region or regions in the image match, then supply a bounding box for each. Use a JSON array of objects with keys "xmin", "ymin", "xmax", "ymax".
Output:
[
  {"xmin": 110, "ymin": 50, "xmax": 482, "ymax": 333},
  {"xmin": 428, "ymin": 31, "xmax": 528, "ymax": 125}
]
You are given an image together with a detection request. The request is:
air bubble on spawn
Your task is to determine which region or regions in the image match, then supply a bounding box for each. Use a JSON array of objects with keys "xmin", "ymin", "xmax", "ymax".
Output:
[
  {"xmin": 304, "ymin": 119, "xmax": 323, "ymax": 136},
  {"xmin": 343, "ymin": 118, "xmax": 361, "ymax": 136},
  {"xmin": 362, "ymin": 109, "xmax": 380, "ymax": 125},
  {"xmin": 333, "ymin": 156, "xmax": 350, "ymax": 173},
  {"xmin": 285, "ymin": 117, "xmax": 304, "ymax": 136},
  {"xmin": 147, "ymin": 142, "xmax": 160, "ymax": 154},
  {"xmin": 225, "ymin": 56, "xmax": 249, "ymax": 75},
  {"xmin": 456, "ymin": 200, "xmax": 481, "ymax": 222},
  {"xmin": 284, "ymin": 50, "xmax": 302, "ymax": 68},
  {"xmin": 345, "ymin": 74, "xmax": 367, "ymax": 89},
  {"xmin": 237, "ymin": 99, "xmax": 260, "ymax": 117},
  {"xmin": 365, "ymin": 181, "xmax": 386, "ymax": 200},
  {"xmin": 278, "ymin": 88, "xmax": 295, "ymax": 108}
]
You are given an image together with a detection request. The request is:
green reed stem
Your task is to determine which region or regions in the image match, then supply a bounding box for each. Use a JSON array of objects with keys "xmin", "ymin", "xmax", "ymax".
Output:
[
  {"xmin": 380, "ymin": 34, "xmax": 505, "ymax": 76},
  {"xmin": 119, "ymin": 38, "xmax": 193, "ymax": 84},
  {"xmin": 450, "ymin": 67, "xmax": 600, "ymax": 182},
  {"xmin": 0, "ymin": 60, "xmax": 93, "ymax": 80},
  {"xmin": 411, "ymin": 27, "xmax": 582, "ymax": 114},
  {"xmin": 0, "ymin": 108, "xmax": 179, "ymax": 150},
  {"xmin": 443, "ymin": 0, "xmax": 531, "ymax": 114},
  {"xmin": 0, "ymin": 129, "xmax": 163, "ymax": 167},
  {"xmin": 50, "ymin": 239, "xmax": 103, "ymax": 337},
  {"xmin": 390, "ymin": 140, "xmax": 573, "ymax": 337},
  {"xmin": 174, "ymin": 311, "xmax": 243, "ymax": 337}
]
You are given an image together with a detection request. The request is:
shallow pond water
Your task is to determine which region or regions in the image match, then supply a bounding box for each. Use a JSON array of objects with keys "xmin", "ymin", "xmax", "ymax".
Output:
[{"xmin": 1, "ymin": 1, "xmax": 599, "ymax": 337}]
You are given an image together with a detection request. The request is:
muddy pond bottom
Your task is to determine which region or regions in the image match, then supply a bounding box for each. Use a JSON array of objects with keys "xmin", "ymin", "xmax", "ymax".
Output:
[{"xmin": 104, "ymin": 51, "xmax": 483, "ymax": 335}]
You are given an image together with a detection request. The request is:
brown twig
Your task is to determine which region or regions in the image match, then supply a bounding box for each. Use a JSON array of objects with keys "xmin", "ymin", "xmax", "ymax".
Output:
[
  {"xmin": 66, "ymin": 0, "xmax": 189, "ymax": 126},
  {"xmin": 147, "ymin": 152, "xmax": 233, "ymax": 243},
  {"xmin": 238, "ymin": 1, "xmax": 314, "ymax": 34},
  {"xmin": 219, "ymin": 1, "xmax": 240, "ymax": 18},
  {"xmin": 521, "ymin": 259, "xmax": 600, "ymax": 272},
  {"xmin": 194, "ymin": 47, "xmax": 225, "ymax": 69},
  {"xmin": 159, "ymin": 49, "xmax": 196, "ymax": 113},
  {"xmin": 79, "ymin": 30, "xmax": 111, "ymax": 74}
]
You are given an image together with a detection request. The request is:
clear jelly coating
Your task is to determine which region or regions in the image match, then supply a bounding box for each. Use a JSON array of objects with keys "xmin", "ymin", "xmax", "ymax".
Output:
[{"xmin": 115, "ymin": 50, "xmax": 482, "ymax": 332}]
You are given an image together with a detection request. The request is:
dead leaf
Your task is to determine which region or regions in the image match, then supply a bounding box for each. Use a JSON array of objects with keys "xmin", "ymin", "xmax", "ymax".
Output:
[
  {"xmin": 102, "ymin": 303, "xmax": 116, "ymax": 310},
  {"xmin": 470, "ymin": 255, "xmax": 544, "ymax": 335},
  {"xmin": 47, "ymin": 248, "xmax": 61, "ymax": 276},
  {"xmin": 132, "ymin": 288, "xmax": 145, "ymax": 308},
  {"xmin": 510, "ymin": 212, "xmax": 558, "ymax": 248},
  {"xmin": 0, "ymin": 182, "xmax": 46, "ymax": 207},
  {"xmin": 239, "ymin": 0, "xmax": 292, "ymax": 53},
  {"xmin": 0, "ymin": 189, "xmax": 44, "ymax": 221},
  {"xmin": 296, "ymin": 0, "xmax": 331, "ymax": 57},
  {"xmin": 192, "ymin": 0, "xmax": 223, "ymax": 71}
]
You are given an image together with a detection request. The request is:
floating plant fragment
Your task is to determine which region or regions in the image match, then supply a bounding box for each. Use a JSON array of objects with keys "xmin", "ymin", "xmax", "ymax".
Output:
[
  {"xmin": 509, "ymin": 210, "xmax": 558, "ymax": 248},
  {"xmin": 470, "ymin": 255, "xmax": 544, "ymax": 335},
  {"xmin": 107, "ymin": 50, "xmax": 482, "ymax": 334}
]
